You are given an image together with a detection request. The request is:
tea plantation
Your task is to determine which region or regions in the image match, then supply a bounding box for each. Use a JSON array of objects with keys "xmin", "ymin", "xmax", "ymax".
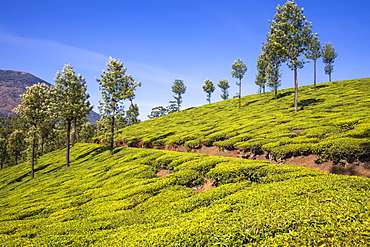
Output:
[
  {"xmin": 116, "ymin": 78, "xmax": 370, "ymax": 164},
  {"xmin": 1, "ymin": 143, "xmax": 369, "ymax": 246}
]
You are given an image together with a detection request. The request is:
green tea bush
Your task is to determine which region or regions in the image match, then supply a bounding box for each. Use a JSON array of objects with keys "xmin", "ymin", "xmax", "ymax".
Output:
[
  {"xmin": 207, "ymin": 161, "xmax": 268, "ymax": 185},
  {"xmin": 333, "ymin": 118, "xmax": 360, "ymax": 132},
  {"xmin": 317, "ymin": 137, "xmax": 370, "ymax": 162},
  {"xmin": 174, "ymin": 157, "xmax": 223, "ymax": 176},
  {"xmin": 165, "ymin": 169, "xmax": 203, "ymax": 187}
]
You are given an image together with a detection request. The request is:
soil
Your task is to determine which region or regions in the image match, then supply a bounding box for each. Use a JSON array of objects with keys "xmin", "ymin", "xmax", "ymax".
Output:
[
  {"xmin": 180, "ymin": 146, "xmax": 370, "ymax": 178},
  {"xmin": 156, "ymin": 169, "xmax": 171, "ymax": 177},
  {"xmin": 116, "ymin": 141, "xmax": 370, "ymax": 181},
  {"xmin": 194, "ymin": 147, "xmax": 370, "ymax": 178},
  {"xmin": 193, "ymin": 179, "xmax": 215, "ymax": 193}
]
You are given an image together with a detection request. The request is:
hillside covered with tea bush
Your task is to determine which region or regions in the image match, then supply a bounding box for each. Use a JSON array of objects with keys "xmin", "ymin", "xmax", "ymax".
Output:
[
  {"xmin": 116, "ymin": 78, "xmax": 370, "ymax": 164},
  {"xmin": 0, "ymin": 143, "xmax": 369, "ymax": 246}
]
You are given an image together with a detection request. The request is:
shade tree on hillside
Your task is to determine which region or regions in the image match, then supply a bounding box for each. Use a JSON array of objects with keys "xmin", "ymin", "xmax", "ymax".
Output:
[
  {"xmin": 231, "ymin": 58, "xmax": 247, "ymax": 108},
  {"xmin": 202, "ymin": 78, "xmax": 215, "ymax": 104},
  {"xmin": 322, "ymin": 42, "xmax": 338, "ymax": 82},
  {"xmin": 6, "ymin": 129, "xmax": 24, "ymax": 166},
  {"xmin": 79, "ymin": 122, "xmax": 96, "ymax": 143},
  {"xmin": 126, "ymin": 103, "xmax": 140, "ymax": 125},
  {"xmin": 126, "ymin": 74, "xmax": 142, "ymax": 126},
  {"xmin": 255, "ymin": 51, "xmax": 267, "ymax": 94},
  {"xmin": 268, "ymin": 0, "xmax": 315, "ymax": 112},
  {"xmin": 217, "ymin": 79, "xmax": 230, "ymax": 100},
  {"xmin": 55, "ymin": 65, "xmax": 92, "ymax": 167},
  {"xmin": 148, "ymin": 106, "xmax": 167, "ymax": 119},
  {"xmin": 265, "ymin": 41, "xmax": 284, "ymax": 99},
  {"xmin": 306, "ymin": 34, "xmax": 321, "ymax": 89},
  {"xmin": 148, "ymin": 101, "xmax": 178, "ymax": 119},
  {"xmin": 13, "ymin": 83, "xmax": 53, "ymax": 178},
  {"xmin": 97, "ymin": 57, "xmax": 139, "ymax": 155},
  {"xmin": 172, "ymin": 79, "xmax": 186, "ymax": 112},
  {"xmin": 0, "ymin": 116, "xmax": 30, "ymax": 169}
]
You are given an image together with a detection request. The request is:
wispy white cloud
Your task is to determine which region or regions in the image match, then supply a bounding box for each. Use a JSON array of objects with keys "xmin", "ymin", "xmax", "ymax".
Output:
[{"xmin": 0, "ymin": 31, "xmax": 108, "ymax": 72}]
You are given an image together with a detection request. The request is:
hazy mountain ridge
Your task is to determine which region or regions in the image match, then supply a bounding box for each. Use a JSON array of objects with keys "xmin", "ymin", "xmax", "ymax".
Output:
[{"xmin": 0, "ymin": 69, "xmax": 99, "ymax": 123}]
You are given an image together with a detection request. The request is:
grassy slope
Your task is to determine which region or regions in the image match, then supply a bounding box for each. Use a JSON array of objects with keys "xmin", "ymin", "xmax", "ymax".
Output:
[
  {"xmin": 117, "ymin": 78, "xmax": 370, "ymax": 163},
  {"xmin": 1, "ymin": 143, "xmax": 369, "ymax": 246}
]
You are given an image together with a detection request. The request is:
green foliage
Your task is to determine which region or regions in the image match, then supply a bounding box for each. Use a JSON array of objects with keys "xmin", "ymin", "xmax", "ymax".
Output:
[
  {"xmin": 125, "ymin": 103, "xmax": 140, "ymax": 125},
  {"xmin": 268, "ymin": 0, "xmax": 315, "ymax": 112},
  {"xmin": 217, "ymin": 79, "xmax": 230, "ymax": 100},
  {"xmin": 55, "ymin": 64, "xmax": 92, "ymax": 167},
  {"xmin": 12, "ymin": 83, "xmax": 53, "ymax": 178},
  {"xmin": 97, "ymin": 57, "xmax": 140, "ymax": 155},
  {"xmin": 207, "ymin": 161, "xmax": 268, "ymax": 185},
  {"xmin": 202, "ymin": 78, "xmax": 215, "ymax": 104},
  {"xmin": 231, "ymin": 58, "xmax": 247, "ymax": 108},
  {"xmin": 171, "ymin": 79, "xmax": 186, "ymax": 111},
  {"xmin": 322, "ymin": 42, "xmax": 338, "ymax": 82},
  {"xmin": 117, "ymin": 78, "xmax": 370, "ymax": 163},
  {"xmin": 0, "ymin": 143, "xmax": 369, "ymax": 246},
  {"xmin": 255, "ymin": 52, "xmax": 267, "ymax": 93},
  {"xmin": 306, "ymin": 34, "xmax": 321, "ymax": 89},
  {"xmin": 147, "ymin": 105, "xmax": 167, "ymax": 119}
]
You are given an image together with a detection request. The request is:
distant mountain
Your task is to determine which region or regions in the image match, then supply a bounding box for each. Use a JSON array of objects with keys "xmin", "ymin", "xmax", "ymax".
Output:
[
  {"xmin": 0, "ymin": 70, "xmax": 51, "ymax": 117},
  {"xmin": 0, "ymin": 69, "xmax": 99, "ymax": 124}
]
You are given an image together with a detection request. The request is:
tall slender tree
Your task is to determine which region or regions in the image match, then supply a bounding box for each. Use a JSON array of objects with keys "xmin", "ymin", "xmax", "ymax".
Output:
[
  {"xmin": 202, "ymin": 78, "xmax": 215, "ymax": 104},
  {"xmin": 55, "ymin": 65, "xmax": 91, "ymax": 167},
  {"xmin": 231, "ymin": 58, "xmax": 247, "ymax": 108},
  {"xmin": 255, "ymin": 51, "xmax": 268, "ymax": 94},
  {"xmin": 306, "ymin": 34, "xmax": 321, "ymax": 89},
  {"xmin": 218, "ymin": 79, "xmax": 230, "ymax": 100},
  {"xmin": 13, "ymin": 83, "xmax": 52, "ymax": 178},
  {"xmin": 268, "ymin": 0, "xmax": 315, "ymax": 112},
  {"xmin": 322, "ymin": 42, "xmax": 338, "ymax": 82},
  {"xmin": 171, "ymin": 79, "xmax": 186, "ymax": 112},
  {"xmin": 97, "ymin": 57, "xmax": 138, "ymax": 155},
  {"xmin": 126, "ymin": 103, "xmax": 140, "ymax": 125},
  {"xmin": 264, "ymin": 41, "xmax": 284, "ymax": 99}
]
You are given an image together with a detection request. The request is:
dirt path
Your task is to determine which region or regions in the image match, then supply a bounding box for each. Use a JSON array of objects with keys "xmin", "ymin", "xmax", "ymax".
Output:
[
  {"xmin": 170, "ymin": 145, "xmax": 370, "ymax": 178},
  {"xmin": 193, "ymin": 179, "xmax": 215, "ymax": 193}
]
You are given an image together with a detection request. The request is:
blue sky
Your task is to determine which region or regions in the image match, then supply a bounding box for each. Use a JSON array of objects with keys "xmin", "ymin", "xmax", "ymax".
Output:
[{"xmin": 1, "ymin": 0, "xmax": 369, "ymax": 120}]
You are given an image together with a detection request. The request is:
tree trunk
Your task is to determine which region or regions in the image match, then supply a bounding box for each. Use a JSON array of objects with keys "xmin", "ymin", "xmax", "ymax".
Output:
[
  {"xmin": 66, "ymin": 120, "xmax": 71, "ymax": 168},
  {"xmin": 329, "ymin": 72, "xmax": 332, "ymax": 82},
  {"xmin": 238, "ymin": 78, "xmax": 241, "ymax": 108},
  {"xmin": 31, "ymin": 130, "xmax": 36, "ymax": 179},
  {"xmin": 274, "ymin": 87, "xmax": 278, "ymax": 100},
  {"xmin": 110, "ymin": 115, "xmax": 115, "ymax": 156},
  {"xmin": 313, "ymin": 59, "xmax": 317, "ymax": 90},
  {"xmin": 294, "ymin": 67, "xmax": 299, "ymax": 112},
  {"xmin": 177, "ymin": 93, "xmax": 181, "ymax": 112},
  {"xmin": 72, "ymin": 117, "xmax": 76, "ymax": 147}
]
